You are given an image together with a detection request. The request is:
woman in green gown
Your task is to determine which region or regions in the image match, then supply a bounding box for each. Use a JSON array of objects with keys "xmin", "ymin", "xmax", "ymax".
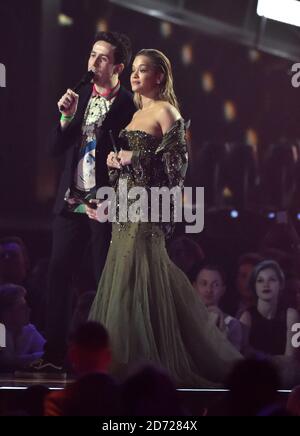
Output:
[{"xmin": 88, "ymin": 49, "xmax": 241, "ymax": 387}]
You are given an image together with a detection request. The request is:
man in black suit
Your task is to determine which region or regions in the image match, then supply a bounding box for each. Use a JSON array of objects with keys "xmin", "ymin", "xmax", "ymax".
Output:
[{"xmin": 33, "ymin": 32, "xmax": 136, "ymax": 372}]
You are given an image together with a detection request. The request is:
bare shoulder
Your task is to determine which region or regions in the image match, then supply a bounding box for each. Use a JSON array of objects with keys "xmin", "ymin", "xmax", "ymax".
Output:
[
  {"xmin": 126, "ymin": 109, "xmax": 142, "ymax": 129},
  {"xmin": 287, "ymin": 308, "xmax": 300, "ymax": 326},
  {"xmin": 155, "ymin": 102, "xmax": 182, "ymax": 134},
  {"xmin": 132, "ymin": 109, "xmax": 142, "ymax": 120}
]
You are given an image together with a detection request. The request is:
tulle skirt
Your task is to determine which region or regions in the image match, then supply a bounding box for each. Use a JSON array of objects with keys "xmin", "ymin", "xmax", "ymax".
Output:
[{"xmin": 89, "ymin": 223, "xmax": 241, "ymax": 387}]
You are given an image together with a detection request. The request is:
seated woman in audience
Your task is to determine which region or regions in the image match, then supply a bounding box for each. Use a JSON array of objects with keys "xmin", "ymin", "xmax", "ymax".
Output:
[
  {"xmin": 240, "ymin": 260, "xmax": 299, "ymax": 357},
  {"xmin": 0, "ymin": 284, "xmax": 45, "ymax": 371},
  {"xmin": 193, "ymin": 264, "xmax": 244, "ymax": 352}
]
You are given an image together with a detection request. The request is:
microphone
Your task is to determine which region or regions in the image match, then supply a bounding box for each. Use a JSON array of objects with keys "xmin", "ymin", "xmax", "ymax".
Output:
[{"xmin": 59, "ymin": 69, "xmax": 95, "ymax": 112}]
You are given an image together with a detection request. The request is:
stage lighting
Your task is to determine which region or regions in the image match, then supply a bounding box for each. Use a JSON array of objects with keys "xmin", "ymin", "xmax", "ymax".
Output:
[
  {"xmin": 224, "ymin": 101, "xmax": 237, "ymax": 122},
  {"xmin": 202, "ymin": 72, "xmax": 215, "ymax": 93},
  {"xmin": 257, "ymin": 0, "xmax": 300, "ymax": 28},
  {"xmin": 230, "ymin": 210, "xmax": 239, "ymax": 219},
  {"xmin": 248, "ymin": 49, "xmax": 261, "ymax": 63},
  {"xmin": 268, "ymin": 212, "xmax": 276, "ymax": 220},
  {"xmin": 160, "ymin": 21, "xmax": 172, "ymax": 38},
  {"xmin": 96, "ymin": 19, "xmax": 109, "ymax": 32},
  {"xmin": 297, "ymin": 213, "xmax": 300, "ymax": 221},
  {"xmin": 58, "ymin": 14, "xmax": 74, "ymax": 27},
  {"xmin": 181, "ymin": 44, "xmax": 193, "ymax": 65},
  {"xmin": 245, "ymin": 129, "xmax": 258, "ymax": 149}
]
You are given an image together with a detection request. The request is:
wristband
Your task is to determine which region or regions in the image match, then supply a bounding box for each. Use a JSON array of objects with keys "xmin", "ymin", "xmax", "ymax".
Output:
[{"xmin": 61, "ymin": 114, "xmax": 75, "ymax": 122}]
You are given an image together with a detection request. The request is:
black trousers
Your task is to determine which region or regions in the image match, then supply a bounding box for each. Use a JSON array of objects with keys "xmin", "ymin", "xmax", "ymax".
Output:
[{"xmin": 45, "ymin": 212, "xmax": 111, "ymax": 363}]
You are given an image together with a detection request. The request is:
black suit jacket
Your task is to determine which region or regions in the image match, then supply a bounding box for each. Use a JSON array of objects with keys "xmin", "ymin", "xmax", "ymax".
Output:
[{"xmin": 49, "ymin": 84, "xmax": 136, "ymax": 214}]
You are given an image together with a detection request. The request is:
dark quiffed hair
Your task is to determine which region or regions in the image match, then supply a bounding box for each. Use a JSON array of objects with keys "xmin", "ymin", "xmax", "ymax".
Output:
[
  {"xmin": 69, "ymin": 321, "xmax": 109, "ymax": 352},
  {"xmin": 94, "ymin": 31, "xmax": 132, "ymax": 68}
]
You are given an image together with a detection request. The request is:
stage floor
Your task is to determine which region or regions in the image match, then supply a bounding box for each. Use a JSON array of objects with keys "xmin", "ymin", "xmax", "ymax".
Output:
[
  {"xmin": 0, "ymin": 375, "xmax": 291, "ymax": 416},
  {"xmin": 0, "ymin": 374, "xmax": 293, "ymax": 392},
  {"xmin": 0, "ymin": 374, "xmax": 73, "ymax": 390}
]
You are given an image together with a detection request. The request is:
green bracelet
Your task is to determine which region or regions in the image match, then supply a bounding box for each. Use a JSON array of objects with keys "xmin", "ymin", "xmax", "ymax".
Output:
[{"xmin": 61, "ymin": 114, "xmax": 75, "ymax": 122}]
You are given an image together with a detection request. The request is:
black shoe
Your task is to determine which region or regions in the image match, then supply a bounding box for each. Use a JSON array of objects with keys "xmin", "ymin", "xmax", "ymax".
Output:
[{"xmin": 15, "ymin": 358, "xmax": 67, "ymax": 380}]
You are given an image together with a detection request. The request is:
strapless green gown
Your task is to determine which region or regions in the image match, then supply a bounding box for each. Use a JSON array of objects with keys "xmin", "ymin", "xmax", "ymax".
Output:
[{"xmin": 89, "ymin": 120, "xmax": 241, "ymax": 387}]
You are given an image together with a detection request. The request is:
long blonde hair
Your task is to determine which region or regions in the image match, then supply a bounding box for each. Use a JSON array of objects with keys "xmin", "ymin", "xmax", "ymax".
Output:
[{"xmin": 133, "ymin": 49, "xmax": 179, "ymax": 110}]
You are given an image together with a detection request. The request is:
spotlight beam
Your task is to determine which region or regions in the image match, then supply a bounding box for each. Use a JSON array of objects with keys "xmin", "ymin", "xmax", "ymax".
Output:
[{"xmin": 257, "ymin": 0, "xmax": 300, "ymax": 28}]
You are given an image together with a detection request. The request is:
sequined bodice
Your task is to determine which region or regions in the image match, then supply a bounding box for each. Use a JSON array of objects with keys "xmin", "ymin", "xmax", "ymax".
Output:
[
  {"xmin": 119, "ymin": 129, "xmax": 165, "ymax": 189},
  {"xmin": 109, "ymin": 120, "xmax": 188, "ymax": 237},
  {"xmin": 120, "ymin": 129, "xmax": 161, "ymax": 144}
]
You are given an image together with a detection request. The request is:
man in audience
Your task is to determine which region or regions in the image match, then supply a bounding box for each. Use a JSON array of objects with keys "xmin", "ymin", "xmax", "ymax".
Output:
[
  {"xmin": 194, "ymin": 264, "xmax": 244, "ymax": 352},
  {"xmin": 0, "ymin": 284, "xmax": 45, "ymax": 371},
  {"xmin": 0, "ymin": 237, "xmax": 30, "ymax": 285},
  {"xmin": 44, "ymin": 322, "xmax": 112, "ymax": 416}
]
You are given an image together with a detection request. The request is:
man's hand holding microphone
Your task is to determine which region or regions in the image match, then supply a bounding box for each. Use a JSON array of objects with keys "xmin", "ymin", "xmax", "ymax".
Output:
[{"xmin": 58, "ymin": 89, "xmax": 79, "ymax": 129}]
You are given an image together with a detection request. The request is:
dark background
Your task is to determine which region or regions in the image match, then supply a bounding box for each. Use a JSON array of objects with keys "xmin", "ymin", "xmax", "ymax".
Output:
[{"xmin": 1, "ymin": 0, "xmax": 300, "ymax": 265}]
